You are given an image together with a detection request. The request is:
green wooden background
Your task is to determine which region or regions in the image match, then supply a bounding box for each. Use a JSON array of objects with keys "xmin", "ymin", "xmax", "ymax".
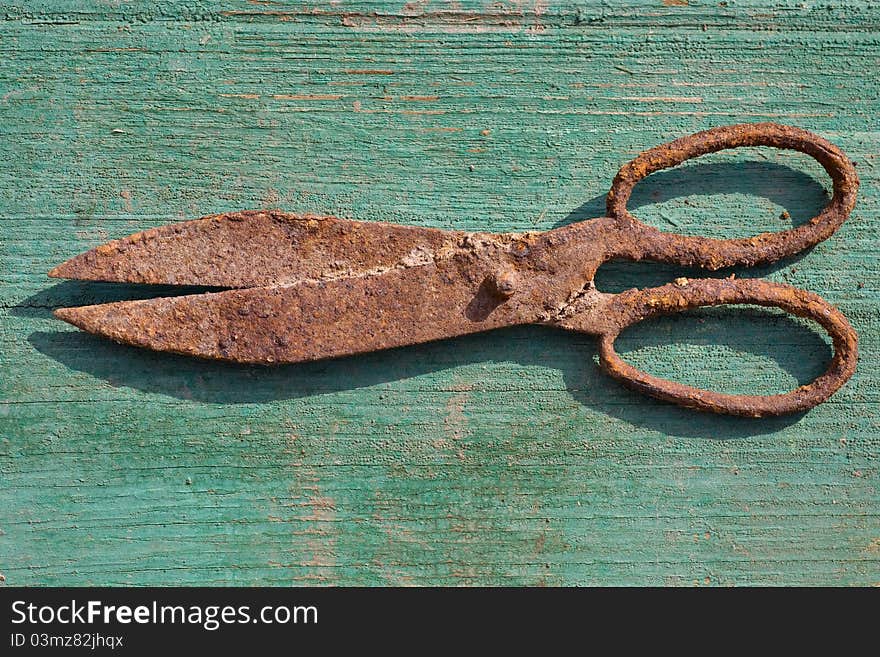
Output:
[{"xmin": 1, "ymin": 0, "xmax": 878, "ymax": 586}]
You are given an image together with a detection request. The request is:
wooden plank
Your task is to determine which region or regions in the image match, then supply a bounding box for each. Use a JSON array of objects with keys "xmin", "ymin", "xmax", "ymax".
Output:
[{"xmin": 1, "ymin": 1, "xmax": 878, "ymax": 586}]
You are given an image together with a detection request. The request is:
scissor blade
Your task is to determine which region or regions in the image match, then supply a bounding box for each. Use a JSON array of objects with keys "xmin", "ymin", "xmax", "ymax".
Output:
[
  {"xmin": 48, "ymin": 211, "xmax": 461, "ymax": 287},
  {"xmin": 53, "ymin": 258, "xmax": 538, "ymax": 363}
]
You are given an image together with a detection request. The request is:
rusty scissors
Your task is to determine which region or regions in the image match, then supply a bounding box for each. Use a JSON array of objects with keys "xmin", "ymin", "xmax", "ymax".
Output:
[{"xmin": 49, "ymin": 123, "xmax": 859, "ymax": 417}]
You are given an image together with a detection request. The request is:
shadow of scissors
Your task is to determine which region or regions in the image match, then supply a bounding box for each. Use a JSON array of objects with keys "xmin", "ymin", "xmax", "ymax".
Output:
[{"xmin": 49, "ymin": 123, "xmax": 859, "ymax": 417}]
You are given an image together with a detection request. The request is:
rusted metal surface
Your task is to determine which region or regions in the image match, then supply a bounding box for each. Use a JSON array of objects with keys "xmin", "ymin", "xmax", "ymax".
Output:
[
  {"xmin": 50, "ymin": 122, "xmax": 860, "ymax": 417},
  {"xmin": 48, "ymin": 210, "xmax": 465, "ymax": 287},
  {"xmin": 586, "ymin": 278, "xmax": 858, "ymax": 418},
  {"xmin": 605, "ymin": 122, "xmax": 860, "ymax": 270}
]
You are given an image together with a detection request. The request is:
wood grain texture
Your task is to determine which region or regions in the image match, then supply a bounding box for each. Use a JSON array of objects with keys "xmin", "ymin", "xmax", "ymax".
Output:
[{"xmin": 1, "ymin": 0, "xmax": 878, "ymax": 586}]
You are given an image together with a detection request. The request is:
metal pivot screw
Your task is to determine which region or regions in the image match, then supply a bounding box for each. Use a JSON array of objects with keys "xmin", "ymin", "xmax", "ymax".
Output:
[{"xmin": 488, "ymin": 268, "xmax": 518, "ymax": 298}]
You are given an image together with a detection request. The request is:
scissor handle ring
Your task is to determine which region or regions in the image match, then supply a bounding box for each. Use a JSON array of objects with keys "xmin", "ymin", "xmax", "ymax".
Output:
[
  {"xmin": 606, "ymin": 122, "xmax": 859, "ymax": 270},
  {"xmin": 597, "ymin": 278, "xmax": 858, "ymax": 417}
]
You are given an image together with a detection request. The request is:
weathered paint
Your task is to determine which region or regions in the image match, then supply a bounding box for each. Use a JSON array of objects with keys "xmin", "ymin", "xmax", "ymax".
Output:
[{"xmin": 0, "ymin": 1, "xmax": 878, "ymax": 585}]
